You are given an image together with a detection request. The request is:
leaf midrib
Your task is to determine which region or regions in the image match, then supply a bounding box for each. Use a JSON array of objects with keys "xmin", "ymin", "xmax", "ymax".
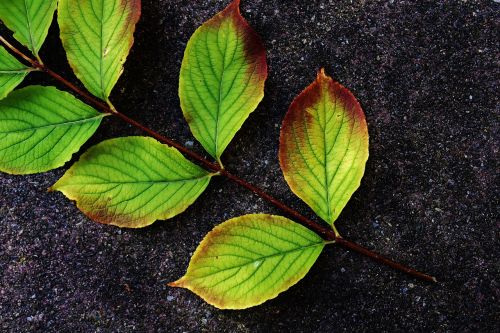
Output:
[
  {"xmin": 99, "ymin": 0, "xmax": 105, "ymax": 98},
  {"xmin": 0, "ymin": 69, "xmax": 30, "ymax": 74},
  {"xmin": 0, "ymin": 114, "xmax": 106, "ymax": 134},
  {"xmin": 321, "ymin": 90, "xmax": 333, "ymax": 223},
  {"xmin": 214, "ymin": 20, "xmax": 238, "ymax": 159},
  {"xmin": 214, "ymin": 25, "xmax": 228, "ymax": 158},
  {"xmin": 59, "ymin": 174, "xmax": 212, "ymax": 186},
  {"xmin": 23, "ymin": 0, "xmax": 36, "ymax": 54},
  {"xmin": 191, "ymin": 240, "xmax": 324, "ymax": 279}
]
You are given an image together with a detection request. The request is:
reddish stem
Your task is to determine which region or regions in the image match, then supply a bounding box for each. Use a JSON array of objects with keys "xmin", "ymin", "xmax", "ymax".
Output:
[
  {"xmin": 336, "ymin": 238, "xmax": 436, "ymax": 282},
  {"xmin": 0, "ymin": 35, "xmax": 437, "ymax": 283}
]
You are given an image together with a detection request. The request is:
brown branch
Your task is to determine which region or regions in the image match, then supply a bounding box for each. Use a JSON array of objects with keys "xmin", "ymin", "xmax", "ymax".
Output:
[
  {"xmin": 335, "ymin": 238, "xmax": 437, "ymax": 282},
  {"xmin": 0, "ymin": 35, "xmax": 437, "ymax": 283}
]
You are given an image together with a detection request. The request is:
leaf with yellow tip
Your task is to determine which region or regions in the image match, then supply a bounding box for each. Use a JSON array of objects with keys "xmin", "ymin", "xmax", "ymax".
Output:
[
  {"xmin": 179, "ymin": 0, "xmax": 267, "ymax": 163},
  {"xmin": 58, "ymin": 0, "xmax": 141, "ymax": 100},
  {"xmin": 279, "ymin": 69, "xmax": 369, "ymax": 227},
  {"xmin": 169, "ymin": 214, "xmax": 325, "ymax": 309}
]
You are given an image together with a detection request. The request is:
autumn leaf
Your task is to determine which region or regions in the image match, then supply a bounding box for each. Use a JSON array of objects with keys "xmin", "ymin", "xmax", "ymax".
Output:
[
  {"xmin": 170, "ymin": 214, "xmax": 325, "ymax": 309},
  {"xmin": 58, "ymin": 0, "xmax": 141, "ymax": 100},
  {"xmin": 179, "ymin": 0, "xmax": 267, "ymax": 163},
  {"xmin": 280, "ymin": 69, "xmax": 369, "ymax": 228},
  {"xmin": 51, "ymin": 136, "xmax": 213, "ymax": 228}
]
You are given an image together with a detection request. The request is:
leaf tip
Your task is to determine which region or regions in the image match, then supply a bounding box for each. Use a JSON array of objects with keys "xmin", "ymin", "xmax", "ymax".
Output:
[
  {"xmin": 222, "ymin": 0, "xmax": 241, "ymax": 16},
  {"xmin": 317, "ymin": 67, "xmax": 331, "ymax": 83}
]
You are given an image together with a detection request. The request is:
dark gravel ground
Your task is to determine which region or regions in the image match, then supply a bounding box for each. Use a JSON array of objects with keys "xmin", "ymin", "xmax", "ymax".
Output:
[{"xmin": 1, "ymin": 0, "xmax": 498, "ymax": 332}]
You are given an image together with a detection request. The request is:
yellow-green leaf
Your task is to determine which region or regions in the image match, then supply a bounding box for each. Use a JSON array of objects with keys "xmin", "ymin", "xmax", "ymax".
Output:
[
  {"xmin": 0, "ymin": 0, "xmax": 57, "ymax": 57},
  {"xmin": 51, "ymin": 136, "xmax": 213, "ymax": 228},
  {"xmin": 0, "ymin": 45, "xmax": 30, "ymax": 100},
  {"xmin": 0, "ymin": 86, "xmax": 105, "ymax": 175},
  {"xmin": 169, "ymin": 214, "xmax": 325, "ymax": 309},
  {"xmin": 58, "ymin": 0, "xmax": 141, "ymax": 100},
  {"xmin": 279, "ymin": 69, "xmax": 369, "ymax": 227},
  {"xmin": 179, "ymin": 0, "xmax": 267, "ymax": 162}
]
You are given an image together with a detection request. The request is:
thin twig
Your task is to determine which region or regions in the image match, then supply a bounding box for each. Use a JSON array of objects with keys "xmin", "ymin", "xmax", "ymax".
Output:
[
  {"xmin": 0, "ymin": 35, "xmax": 437, "ymax": 283},
  {"xmin": 335, "ymin": 238, "xmax": 437, "ymax": 282}
]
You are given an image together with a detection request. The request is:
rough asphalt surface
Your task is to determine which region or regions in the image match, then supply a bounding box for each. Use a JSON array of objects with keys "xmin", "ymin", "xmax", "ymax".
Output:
[{"xmin": 0, "ymin": 0, "xmax": 498, "ymax": 332}]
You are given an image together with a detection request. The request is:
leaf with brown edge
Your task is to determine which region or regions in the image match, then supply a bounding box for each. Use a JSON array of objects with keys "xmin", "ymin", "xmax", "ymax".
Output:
[
  {"xmin": 279, "ymin": 69, "xmax": 369, "ymax": 228},
  {"xmin": 179, "ymin": 0, "xmax": 267, "ymax": 163},
  {"xmin": 51, "ymin": 136, "xmax": 213, "ymax": 228},
  {"xmin": 169, "ymin": 214, "xmax": 326, "ymax": 309}
]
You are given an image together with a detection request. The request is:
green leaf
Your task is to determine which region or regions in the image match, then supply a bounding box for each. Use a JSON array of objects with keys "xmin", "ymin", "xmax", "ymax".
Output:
[
  {"xmin": 169, "ymin": 214, "xmax": 325, "ymax": 309},
  {"xmin": 0, "ymin": 0, "xmax": 57, "ymax": 57},
  {"xmin": 51, "ymin": 136, "xmax": 213, "ymax": 228},
  {"xmin": 58, "ymin": 0, "xmax": 141, "ymax": 100},
  {"xmin": 0, "ymin": 45, "xmax": 30, "ymax": 100},
  {"xmin": 179, "ymin": 0, "xmax": 267, "ymax": 163},
  {"xmin": 0, "ymin": 86, "xmax": 105, "ymax": 175},
  {"xmin": 279, "ymin": 69, "xmax": 369, "ymax": 227}
]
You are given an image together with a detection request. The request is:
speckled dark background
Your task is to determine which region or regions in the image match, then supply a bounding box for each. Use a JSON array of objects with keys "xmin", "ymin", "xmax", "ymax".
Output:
[{"xmin": 0, "ymin": 0, "xmax": 498, "ymax": 332}]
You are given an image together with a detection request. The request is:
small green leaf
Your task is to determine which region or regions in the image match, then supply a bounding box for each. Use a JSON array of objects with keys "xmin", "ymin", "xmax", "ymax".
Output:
[
  {"xmin": 58, "ymin": 0, "xmax": 141, "ymax": 100},
  {"xmin": 0, "ymin": 45, "xmax": 30, "ymax": 100},
  {"xmin": 279, "ymin": 69, "xmax": 369, "ymax": 227},
  {"xmin": 51, "ymin": 136, "xmax": 213, "ymax": 228},
  {"xmin": 0, "ymin": 86, "xmax": 105, "ymax": 175},
  {"xmin": 169, "ymin": 214, "xmax": 325, "ymax": 309},
  {"xmin": 0, "ymin": 0, "xmax": 57, "ymax": 57},
  {"xmin": 179, "ymin": 0, "xmax": 267, "ymax": 162}
]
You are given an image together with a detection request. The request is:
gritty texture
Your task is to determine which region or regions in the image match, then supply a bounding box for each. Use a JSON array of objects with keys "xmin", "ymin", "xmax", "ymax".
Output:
[{"xmin": 0, "ymin": 0, "xmax": 498, "ymax": 332}]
